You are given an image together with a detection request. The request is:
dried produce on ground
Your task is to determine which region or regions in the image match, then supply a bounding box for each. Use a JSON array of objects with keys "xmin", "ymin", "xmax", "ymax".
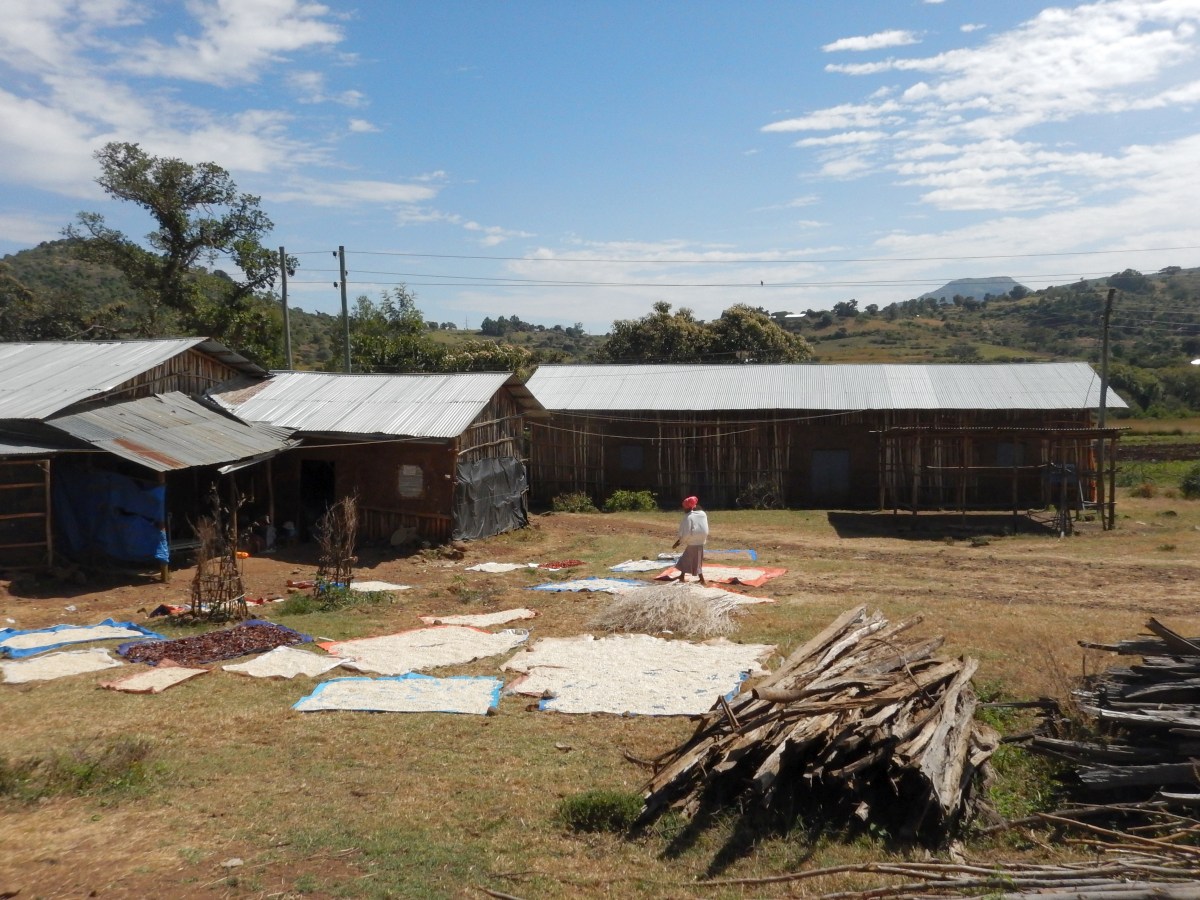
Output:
[
  {"xmin": 539, "ymin": 559, "xmax": 584, "ymax": 570},
  {"xmin": 118, "ymin": 620, "xmax": 309, "ymax": 666}
]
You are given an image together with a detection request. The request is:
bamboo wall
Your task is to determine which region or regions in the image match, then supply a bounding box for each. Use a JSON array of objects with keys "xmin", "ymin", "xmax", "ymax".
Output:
[
  {"xmin": 458, "ymin": 391, "xmax": 526, "ymax": 465},
  {"xmin": 93, "ymin": 349, "xmax": 244, "ymax": 405},
  {"xmin": 529, "ymin": 408, "xmax": 1107, "ymax": 511}
]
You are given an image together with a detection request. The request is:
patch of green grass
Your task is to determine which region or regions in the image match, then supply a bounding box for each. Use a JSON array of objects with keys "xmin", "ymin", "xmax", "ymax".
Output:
[
  {"xmin": 556, "ymin": 789, "xmax": 643, "ymax": 833},
  {"xmin": 277, "ymin": 582, "xmax": 391, "ymax": 615},
  {"xmin": 986, "ymin": 744, "xmax": 1068, "ymax": 822},
  {"xmin": 0, "ymin": 736, "xmax": 157, "ymax": 803}
]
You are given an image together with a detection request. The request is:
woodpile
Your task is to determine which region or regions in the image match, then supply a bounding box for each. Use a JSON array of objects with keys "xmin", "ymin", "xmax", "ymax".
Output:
[
  {"xmin": 1025, "ymin": 617, "xmax": 1200, "ymax": 802},
  {"xmin": 637, "ymin": 606, "xmax": 999, "ymax": 844}
]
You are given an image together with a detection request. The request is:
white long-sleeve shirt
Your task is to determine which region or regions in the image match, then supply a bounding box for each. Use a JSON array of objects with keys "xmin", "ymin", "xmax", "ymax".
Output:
[{"xmin": 678, "ymin": 509, "xmax": 709, "ymax": 547}]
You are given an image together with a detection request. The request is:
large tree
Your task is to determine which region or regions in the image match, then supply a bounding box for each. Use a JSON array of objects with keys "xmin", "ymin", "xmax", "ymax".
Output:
[
  {"xmin": 596, "ymin": 301, "xmax": 712, "ymax": 362},
  {"xmin": 341, "ymin": 288, "xmax": 536, "ymax": 376},
  {"xmin": 597, "ymin": 301, "xmax": 811, "ymax": 363},
  {"xmin": 65, "ymin": 142, "xmax": 285, "ymax": 364}
]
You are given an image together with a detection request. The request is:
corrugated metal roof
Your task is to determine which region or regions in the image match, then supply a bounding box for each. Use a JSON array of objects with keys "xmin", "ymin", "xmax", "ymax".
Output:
[
  {"xmin": 210, "ymin": 371, "xmax": 544, "ymax": 438},
  {"xmin": 47, "ymin": 392, "xmax": 297, "ymax": 473},
  {"xmin": 0, "ymin": 435, "xmax": 65, "ymax": 457},
  {"xmin": 525, "ymin": 362, "xmax": 1127, "ymax": 412},
  {"xmin": 0, "ymin": 339, "xmax": 267, "ymax": 420}
]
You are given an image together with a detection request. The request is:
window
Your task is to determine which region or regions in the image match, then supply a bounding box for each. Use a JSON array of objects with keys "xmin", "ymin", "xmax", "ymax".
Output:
[
  {"xmin": 619, "ymin": 444, "xmax": 644, "ymax": 472},
  {"xmin": 397, "ymin": 464, "xmax": 424, "ymax": 498}
]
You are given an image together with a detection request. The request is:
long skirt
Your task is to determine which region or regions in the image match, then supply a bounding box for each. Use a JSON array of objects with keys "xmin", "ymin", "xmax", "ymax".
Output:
[{"xmin": 676, "ymin": 544, "xmax": 704, "ymax": 577}]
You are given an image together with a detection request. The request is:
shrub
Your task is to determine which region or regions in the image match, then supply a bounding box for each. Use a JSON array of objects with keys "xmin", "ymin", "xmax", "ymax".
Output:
[
  {"xmin": 556, "ymin": 789, "xmax": 643, "ymax": 833},
  {"xmin": 551, "ymin": 492, "xmax": 598, "ymax": 513},
  {"xmin": 1130, "ymin": 481, "xmax": 1157, "ymax": 498},
  {"xmin": 603, "ymin": 489, "xmax": 657, "ymax": 512},
  {"xmin": 1181, "ymin": 464, "xmax": 1200, "ymax": 499}
]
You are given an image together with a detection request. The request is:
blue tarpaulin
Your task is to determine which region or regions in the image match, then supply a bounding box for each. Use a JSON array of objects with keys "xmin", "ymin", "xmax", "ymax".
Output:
[
  {"xmin": 52, "ymin": 468, "xmax": 168, "ymax": 564},
  {"xmin": 0, "ymin": 618, "xmax": 167, "ymax": 659}
]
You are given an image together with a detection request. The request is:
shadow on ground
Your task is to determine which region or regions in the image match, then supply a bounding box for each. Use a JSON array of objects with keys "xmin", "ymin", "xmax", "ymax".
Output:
[{"xmin": 826, "ymin": 510, "xmax": 1069, "ymax": 541}]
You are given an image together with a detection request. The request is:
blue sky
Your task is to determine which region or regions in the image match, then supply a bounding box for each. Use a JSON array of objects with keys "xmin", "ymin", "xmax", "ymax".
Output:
[{"xmin": 2, "ymin": 0, "xmax": 1199, "ymax": 333}]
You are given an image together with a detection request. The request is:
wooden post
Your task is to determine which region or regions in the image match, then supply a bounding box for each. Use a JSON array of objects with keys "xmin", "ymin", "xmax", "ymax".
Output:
[
  {"xmin": 1096, "ymin": 288, "xmax": 1115, "ymax": 530},
  {"xmin": 41, "ymin": 459, "xmax": 53, "ymax": 568},
  {"xmin": 158, "ymin": 471, "xmax": 169, "ymax": 584}
]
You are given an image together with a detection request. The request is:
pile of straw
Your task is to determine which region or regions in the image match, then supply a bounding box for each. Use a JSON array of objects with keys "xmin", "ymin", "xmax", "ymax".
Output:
[{"xmin": 588, "ymin": 583, "xmax": 745, "ymax": 638}]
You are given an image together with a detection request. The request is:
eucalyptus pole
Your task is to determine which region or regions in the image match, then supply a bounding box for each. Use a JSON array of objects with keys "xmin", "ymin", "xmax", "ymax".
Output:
[
  {"xmin": 338, "ymin": 245, "xmax": 351, "ymax": 373},
  {"xmin": 278, "ymin": 246, "xmax": 293, "ymax": 370},
  {"xmin": 1096, "ymin": 288, "xmax": 1115, "ymax": 530}
]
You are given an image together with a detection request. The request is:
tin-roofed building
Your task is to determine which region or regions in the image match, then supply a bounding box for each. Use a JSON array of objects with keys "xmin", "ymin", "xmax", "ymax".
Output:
[
  {"xmin": 210, "ymin": 370, "xmax": 546, "ymax": 545},
  {"xmin": 0, "ymin": 339, "xmax": 293, "ymax": 570},
  {"xmin": 525, "ymin": 362, "xmax": 1125, "ymax": 521}
]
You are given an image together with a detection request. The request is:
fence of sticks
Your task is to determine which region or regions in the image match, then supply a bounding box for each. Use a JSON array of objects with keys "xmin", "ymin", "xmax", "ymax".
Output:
[{"xmin": 636, "ymin": 605, "xmax": 999, "ymax": 845}]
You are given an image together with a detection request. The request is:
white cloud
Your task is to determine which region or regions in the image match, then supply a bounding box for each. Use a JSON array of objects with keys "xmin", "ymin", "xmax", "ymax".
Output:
[
  {"xmin": 823, "ymin": 30, "xmax": 921, "ymax": 53},
  {"xmin": 348, "ymin": 118, "xmax": 379, "ymax": 133},
  {"xmin": 0, "ymin": 211, "xmax": 69, "ymax": 244},
  {"xmin": 287, "ymin": 71, "xmax": 365, "ymax": 106},
  {"xmin": 271, "ymin": 178, "xmax": 441, "ymax": 207},
  {"xmin": 762, "ymin": 101, "xmax": 904, "ymax": 132},
  {"xmin": 463, "ymin": 221, "xmax": 535, "ymax": 247},
  {"xmin": 793, "ymin": 130, "xmax": 888, "ymax": 148},
  {"xmin": 122, "ymin": 0, "xmax": 343, "ymax": 86},
  {"xmin": 765, "ymin": 0, "xmax": 1200, "ymax": 218},
  {"xmin": 961, "ymin": 23, "xmax": 987, "ymax": 33}
]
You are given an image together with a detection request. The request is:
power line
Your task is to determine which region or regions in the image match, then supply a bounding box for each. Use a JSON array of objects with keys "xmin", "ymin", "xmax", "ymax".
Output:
[
  {"xmin": 286, "ymin": 270, "xmax": 1132, "ymax": 291},
  {"xmin": 343, "ymin": 245, "xmax": 1200, "ymax": 265}
]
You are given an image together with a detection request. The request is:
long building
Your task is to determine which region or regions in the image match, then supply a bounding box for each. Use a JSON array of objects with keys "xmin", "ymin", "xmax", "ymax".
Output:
[{"xmin": 525, "ymin": 362, "xmax": 1125, "ymax": 519}]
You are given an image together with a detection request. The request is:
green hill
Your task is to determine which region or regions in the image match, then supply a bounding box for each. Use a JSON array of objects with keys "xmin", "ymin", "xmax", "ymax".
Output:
[{"xmin": 3, "ymin": 241, "xmax": 1198, "ymax": 412}]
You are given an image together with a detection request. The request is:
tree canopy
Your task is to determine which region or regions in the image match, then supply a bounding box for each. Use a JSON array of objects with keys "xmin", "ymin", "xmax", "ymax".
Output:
[
  {"xmin": 64, "ymin": 142, "xmax": 286, "ymax": 365},
  {"xmin": 340, "ymin": 288, "xmax": 538, "ymax": 375},
  {"xmin": 597, "ymin": 301, "xmax": 812, "ymax": 363}
]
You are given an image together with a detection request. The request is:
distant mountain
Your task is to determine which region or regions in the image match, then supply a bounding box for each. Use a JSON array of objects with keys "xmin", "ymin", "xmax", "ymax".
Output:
[{"xmin": 919, "ymin": 277, "xmax": 1025, "ymax": 303}]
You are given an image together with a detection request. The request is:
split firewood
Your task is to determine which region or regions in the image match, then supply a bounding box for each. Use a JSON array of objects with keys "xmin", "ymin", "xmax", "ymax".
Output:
[{"xmin": 636, "ymin": 606, "xmax": 998, "ymax": 845}]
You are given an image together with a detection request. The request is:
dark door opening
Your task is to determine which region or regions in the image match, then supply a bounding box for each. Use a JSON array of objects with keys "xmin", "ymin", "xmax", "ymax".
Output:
[{"xmin": 299, "ymin": 460, "xmax": 336, "ymax": 541}]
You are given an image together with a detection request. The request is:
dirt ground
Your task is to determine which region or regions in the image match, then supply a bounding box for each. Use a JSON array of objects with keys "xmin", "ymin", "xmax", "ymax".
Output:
[{"xmin": 2, "ymin": 505, "xmax": 1200, "ymax": 898}]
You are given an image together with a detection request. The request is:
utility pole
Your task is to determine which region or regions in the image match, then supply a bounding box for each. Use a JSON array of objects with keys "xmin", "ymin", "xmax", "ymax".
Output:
[
  {"xmin": 1096, "ymin": 288, "xmax": 1115, "ymax": 530},
  {"xmin": 337, "ymin": 246, "xmax": 351, "ymax": 373},
  {"xmin": 278, "ymin": 246, "xmax": 293, "ymax": 370}
]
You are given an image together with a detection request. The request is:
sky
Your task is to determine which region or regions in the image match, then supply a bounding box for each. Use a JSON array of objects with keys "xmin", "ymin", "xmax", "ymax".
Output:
[{"xmin": 2, "ymin": 0, "xmax": 1200, "ymax": 334}]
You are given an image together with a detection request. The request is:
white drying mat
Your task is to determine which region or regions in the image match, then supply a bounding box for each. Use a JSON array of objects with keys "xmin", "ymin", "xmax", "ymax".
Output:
[
  {"xmin": 321, "ymin": 626, "xmax": 528, "ymax": 676},
  {"xmin": 418, "ymin": 608, "xmax": 538, "ymax": 628},
  {"xmin": 101, "ymin": 664, "xmax": 208, "ymax": 693},
  {"xmin": 223, "ymin": 646, "xmax": 345, "ymax": 679},
  {"xmin": 294, "ymin": 674, "xmax": 501, "ymax": 715},
  {"xmin": 503, "ymin": 633, "xmax": 774, "ymax": 716},
  {"xmin": 609, "ymin": 559, "xmax": 672, "ymax": 573},
  {"xmin": 1, "ymin": 648, "xmax": 123, "ymax": 684},
  {"xmin": 349, "ymin": 581, "xmax": 412, "ymax": 593},
  {"xmin": 0, "ymin": 621, "xmax": 164, "ymax": 657},
  {"xmin": 465, "ymin": 562, "xmax": 538, "ymax": 573}
]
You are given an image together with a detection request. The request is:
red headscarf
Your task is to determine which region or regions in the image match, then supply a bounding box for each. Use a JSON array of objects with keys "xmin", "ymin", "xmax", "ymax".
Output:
[{"xmin": 682, "ymin": 496, "xmax": 699, "ymax": 509}]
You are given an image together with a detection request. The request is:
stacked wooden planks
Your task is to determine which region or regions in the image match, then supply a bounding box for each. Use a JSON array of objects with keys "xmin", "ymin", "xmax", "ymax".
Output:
[
  {"xmin": 637, "ymin": 605, "xmax": 999, "ymax": 844},
  {"xmin": 1028, "ymin": 617, "xmax": 1200, "ymax": 800}
]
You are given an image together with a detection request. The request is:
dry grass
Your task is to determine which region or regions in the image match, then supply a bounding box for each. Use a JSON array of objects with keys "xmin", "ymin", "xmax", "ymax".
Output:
[
  {"xmin": 588, "ymin": 583, "xmax": 746, "ymax": 638},
  {"xmin": 1, "ymin": 495, "xmax": 1200, "ymax": 897}
]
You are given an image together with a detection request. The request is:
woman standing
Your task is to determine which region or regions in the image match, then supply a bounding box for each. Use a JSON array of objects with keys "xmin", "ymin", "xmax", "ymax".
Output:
[{"xmin": 671, "ymin": 495, "xmax": 708, "ymax": 585}]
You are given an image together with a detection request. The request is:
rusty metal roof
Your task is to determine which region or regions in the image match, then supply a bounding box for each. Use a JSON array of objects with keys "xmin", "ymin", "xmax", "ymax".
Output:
[
  {"xmin": 47, "ymin": 392, "xmax": 296, "ymax": 473},
  {"xmin": 0, "ymin": 339, "xmax": 267, "ymax": 420},
  {"xmin": 210, "ymin": 370, "xmax": 545, "ymax": 438},
  {"xmin": 526, "ymin": 362, "xmax": 1127, "ymax": 412}
]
